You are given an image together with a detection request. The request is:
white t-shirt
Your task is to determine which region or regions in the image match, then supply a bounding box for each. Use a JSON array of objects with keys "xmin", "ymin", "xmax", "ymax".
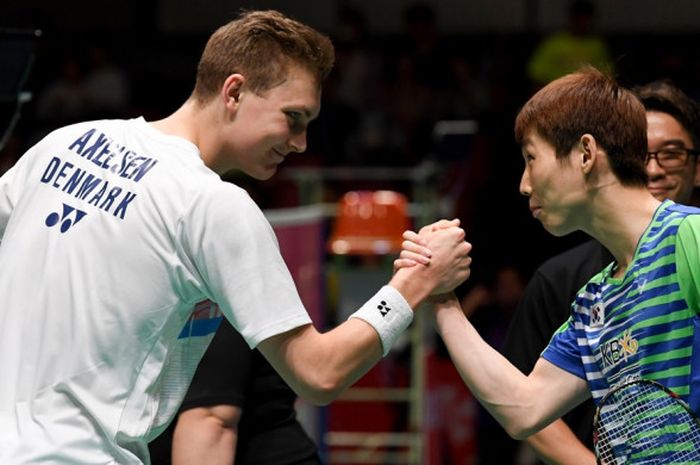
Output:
[{"xmin": 0, "ymin": 118, "xmax": 312, "ymax": 464}]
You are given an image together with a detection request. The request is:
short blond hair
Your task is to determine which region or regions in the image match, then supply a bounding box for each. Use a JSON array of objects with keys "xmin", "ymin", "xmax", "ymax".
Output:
[{"xmin": 192, "ymin": 10, "xmax": 335, "ymax": 103}]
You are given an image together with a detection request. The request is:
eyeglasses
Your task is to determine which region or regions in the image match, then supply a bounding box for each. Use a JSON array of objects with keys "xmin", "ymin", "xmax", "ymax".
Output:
[{"xmin": 646, "ymin": 147, "xmax": 700, "ymax": 169}]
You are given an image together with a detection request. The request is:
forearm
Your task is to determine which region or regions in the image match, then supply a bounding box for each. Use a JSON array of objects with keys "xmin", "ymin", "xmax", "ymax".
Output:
[
  {"xmin": 172, "ymin": 407, "xmax": 239, "ymax": 465},
  {"xmin": 260, "ymin": 274, "xmax": 431, "ymax": 406},
  {"xmin": 434, "ymin": 295, "xmax": 586, "ymax": 438},
  {"xmin": 435, "ymin": 296, "xmax": 536, "ymax": 437},
  {"xmin": 259, "ymin": 318, "xmax": 383, "ymax": 405},
  {"xmin": 259, "ymin": 222, "xmax": 472, "ymax": 405},
  {"xmin": 527, "ymin": 419, "xmax": 596, "ymax": 465}
]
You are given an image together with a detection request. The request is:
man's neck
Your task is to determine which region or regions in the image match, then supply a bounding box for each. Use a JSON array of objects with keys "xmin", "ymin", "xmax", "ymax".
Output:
[
  {"xmin": 586, "ymin": 185, "xmax": 662, "ymax": 273},
  {"xmin": 149, "ymin": 100, "xmax": 224, "ymax": 172},
  {"xmin": 150, "ymin": 100, "xmax": 201, "ymax": 143}
]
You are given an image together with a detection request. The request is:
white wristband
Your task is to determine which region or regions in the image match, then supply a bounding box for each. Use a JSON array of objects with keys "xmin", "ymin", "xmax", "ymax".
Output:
[{"xmin": 349, "ymin": 285, "xmax": 414, "ymax": 356}]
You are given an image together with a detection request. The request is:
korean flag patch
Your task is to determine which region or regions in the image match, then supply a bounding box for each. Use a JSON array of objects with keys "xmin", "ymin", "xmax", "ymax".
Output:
[{"xmin": 590, "ymin": 302, "xmax": 605, "ymax": 328}]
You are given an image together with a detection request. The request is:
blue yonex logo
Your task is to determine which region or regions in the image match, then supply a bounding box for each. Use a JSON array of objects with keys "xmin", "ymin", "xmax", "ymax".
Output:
[{"xmin": 46, "ymin": 203, "xmax": 87, "ymax": 233}]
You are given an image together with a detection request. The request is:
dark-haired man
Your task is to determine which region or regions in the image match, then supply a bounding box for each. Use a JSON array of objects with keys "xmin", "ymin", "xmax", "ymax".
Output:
[
  {"xmin": 399, "ymin": 68, "xmax": 700, "ymax": 464},
  {"xmin": 501, "ymin": 80, "xmax": 700, "ymax": 465}
]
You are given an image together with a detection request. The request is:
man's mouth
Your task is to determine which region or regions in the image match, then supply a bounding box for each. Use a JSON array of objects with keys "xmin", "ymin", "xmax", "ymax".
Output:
[
  {"xmin": 272, "ymin": 148, "xmax": 287, "ymax": 161},
  {"xmin": 647, "ymin": 185, "xmax": 670, "ymax": 198}
]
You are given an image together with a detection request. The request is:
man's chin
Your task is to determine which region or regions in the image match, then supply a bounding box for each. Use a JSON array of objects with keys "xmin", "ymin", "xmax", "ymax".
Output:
[
  {"xmin": 255, "ymin": 166, "xmax": 278, "ymax": 181},
  {"xmin": 539, "ymin": 219, "xmax": 570, "ymax": 237},
  {"xmin": 220, "ymin": 166, "xmax": 276, "ymax": 181}
]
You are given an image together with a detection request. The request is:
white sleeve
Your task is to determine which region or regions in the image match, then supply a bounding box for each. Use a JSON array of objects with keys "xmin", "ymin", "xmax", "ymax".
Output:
[
  {"xmin": 0, "ymin": 165, "xmax": 17, "ymax": 240},
  {"xmin": 179, "ymin": 182, "xmax": 311, "ymax": 348},
  {"xmin": 0, "ymin": 144, "xmax": 39, "ymax": 240},
  {"xmin": 0, "ymin": 152, "xmax": 30, "ymax": 241}
]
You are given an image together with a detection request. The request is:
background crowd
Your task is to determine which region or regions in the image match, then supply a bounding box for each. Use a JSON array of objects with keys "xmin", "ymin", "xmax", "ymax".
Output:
[{"xmin": 2, "ymin": 1, "xmax": 700, "ymax": 464}]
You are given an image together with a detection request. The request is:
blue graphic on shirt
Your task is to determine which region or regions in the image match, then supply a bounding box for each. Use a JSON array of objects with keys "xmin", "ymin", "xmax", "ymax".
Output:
[
  {"xmin": 178, "ymin": 300, "xmax": 224, "ymax": 339},
  {"xmin": 45, "ymin": 203, "xmax": 87, "ymax": 233}
]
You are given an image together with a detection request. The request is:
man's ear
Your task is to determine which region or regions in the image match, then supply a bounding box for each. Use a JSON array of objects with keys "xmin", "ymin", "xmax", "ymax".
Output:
[
  {"xmin": 693, "ymin": 155, "xmax": 700, "ymax": 187},
  {"xmin": 222, "ymin": 74, "xmax": 245, "ymax": 111},
  {"xmin": 579, "ymin": 133, "xmax": 598, "ymax": 175}
]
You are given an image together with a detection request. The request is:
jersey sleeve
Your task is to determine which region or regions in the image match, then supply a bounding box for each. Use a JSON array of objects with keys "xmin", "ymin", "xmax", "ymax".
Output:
[
  {"xmin": 0, "ymin": 164, "xmax": 17, "ymax": 239},
  {"xmin": 179, "ymin": 183, "xmax": 311, "ymax": 348},
  {"xmin": 0, "ymin": 144, "xmax": 40, "ymax": 240},
  {"xmin": 541, "ymin": 318, "xmax": 587, "ymax": 380},
  {"xmin": 676, "ymin": 214, "xmax": 700, "ymax": 314}
]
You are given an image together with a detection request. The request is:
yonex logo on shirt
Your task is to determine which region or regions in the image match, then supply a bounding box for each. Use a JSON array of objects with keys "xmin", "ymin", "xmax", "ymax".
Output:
[{"xmin": 45, "ymin": 203, "xmax": 87, "ymax": 233}]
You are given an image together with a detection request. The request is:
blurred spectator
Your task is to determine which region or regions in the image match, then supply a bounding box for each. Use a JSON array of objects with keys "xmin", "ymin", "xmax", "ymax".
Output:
[
  {"xmin": 83, "ymin": 45, "xmax": 130, "ymax": 118},
  {"xmin": 526, "ymin": 0, "xmax": 613, "ymax": 87},
  {"xmin": 384, "ymin": 51, "xmax": 438, "ymax": 166},
  {"xmin": 444, "ymin": 54, "xmax": 489, "ymax": 120},
  {"xmin": 322, "ymin": 4, "xmax": 386, "ymax": 166},
  {"xmin": 331, "ymin": 5, "xmax": 380, "ymax": 113},
  {"xmin": 399, "ymin": 2, "xmax": 452, "ymax": 92},
  {"xmin": 35, "ymin": 54, "xmax": 88, "ymax": 126},
  {"xmin": 379, "ymin": 2, "xmax": 454, "ymax": 166}
]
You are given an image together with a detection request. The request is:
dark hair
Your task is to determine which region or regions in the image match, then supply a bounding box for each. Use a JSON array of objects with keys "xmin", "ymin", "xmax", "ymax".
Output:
[
  {"xmin": 634, "ymin": 80, "xmax": 700, "ymax": 149},
  {"xmin": 515, "ymin": 67, "xmax": 648, "ymax": 187},
  {"xmin": 192, "ymin": 10, "xmax": 335, "ymax": 103}
]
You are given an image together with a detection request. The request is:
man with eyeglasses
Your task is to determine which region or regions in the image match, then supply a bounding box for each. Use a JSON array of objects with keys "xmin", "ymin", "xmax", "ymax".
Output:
[
  {"xmin": 499, "ymin": 79, "xmax": 700, "ymax": 465},
  {"xmin": 647, "ymin": 147, "xmax": 700, "ymax": 172}
]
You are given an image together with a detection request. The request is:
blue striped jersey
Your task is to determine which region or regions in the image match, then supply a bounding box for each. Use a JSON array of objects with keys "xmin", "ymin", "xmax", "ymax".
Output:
[{"xmin": 542, "ymin": 200, "xmax": 700, "ymax": 415}]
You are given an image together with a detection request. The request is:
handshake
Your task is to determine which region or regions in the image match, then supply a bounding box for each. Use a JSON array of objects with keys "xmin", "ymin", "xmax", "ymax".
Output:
[{"xmin": 388, "ymin": 218, "xmax": 472, "ymax": 305}]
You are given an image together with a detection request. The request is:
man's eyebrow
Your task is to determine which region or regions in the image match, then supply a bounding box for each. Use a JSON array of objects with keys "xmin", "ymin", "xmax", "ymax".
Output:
[
  {"xmin": 656, "ymin": 139, "xmax": 690, "ymax": 147},
  {"xmin": 286, "ymin": 106, "xmax": 317, "ymax": 120}
]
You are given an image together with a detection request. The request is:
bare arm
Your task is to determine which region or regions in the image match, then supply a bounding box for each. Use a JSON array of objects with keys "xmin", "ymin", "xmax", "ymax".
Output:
[
  {"xmin": 527, "ymin": 420, "xmax": 596, "ymax": 465},
  {"xmin": 258, "ymin": 221, "xmax": 472, "ymax": 405},
  {"xmin": 399, "ymin": 224, "xmax": 595, "ymax": 458},
  {"xmin": 258, "ymin": 318, "xmax": 381, "ymax": 405},
  {"xmin": 433, "ymin": 293, "xmax": 590, "ymax": 438},
  {"xmin": 172, "ymin": 405, "xmax": 241, "ymax": 465}
]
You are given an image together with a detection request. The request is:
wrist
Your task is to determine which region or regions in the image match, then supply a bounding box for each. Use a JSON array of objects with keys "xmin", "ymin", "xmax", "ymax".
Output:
[
  {"xmin": 389, "ymin": 267, "xmax": 432, "ymax": 308},
  {"xmin": 349, "ymin": 285, "xmax": 414, "ymax": 356},
  {"xmin": 434, "ymin": 295, "xmax": 465, "ymax": 329}
]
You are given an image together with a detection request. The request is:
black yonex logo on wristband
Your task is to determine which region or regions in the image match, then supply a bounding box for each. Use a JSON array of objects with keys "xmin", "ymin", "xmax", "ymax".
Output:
[{"xmin": 377, "ymin": 300, "xmax": 391, "ymax": 317}]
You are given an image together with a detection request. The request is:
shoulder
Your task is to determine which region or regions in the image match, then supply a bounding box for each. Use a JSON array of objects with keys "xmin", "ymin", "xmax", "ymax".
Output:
[
  {"xmin": 34, "ymin": 119, "xmax": 123, "ymax": 144},
  {"xmin": 183, "ymin": 180, "xmax": 272, "ymax": 241},
  {"xmin": 194, "ymin": 180, "xmax": 261, "ymax": 213},
  {"xmin": 651, "ymin": 201, "xmax": 700, "ymax": 238},
  {"xmin": 677, "ymin": 209, "xmax": 700, "ymax": 239},
  {"xmin": 666, "ymin": 201, "xmax": 700, "ymax": 217}
]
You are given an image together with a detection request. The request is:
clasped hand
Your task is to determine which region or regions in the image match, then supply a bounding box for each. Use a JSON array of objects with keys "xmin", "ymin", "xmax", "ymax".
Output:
[{"xmin": 394, "ymin": 218, "xmax": 472, "ymax": 295}]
